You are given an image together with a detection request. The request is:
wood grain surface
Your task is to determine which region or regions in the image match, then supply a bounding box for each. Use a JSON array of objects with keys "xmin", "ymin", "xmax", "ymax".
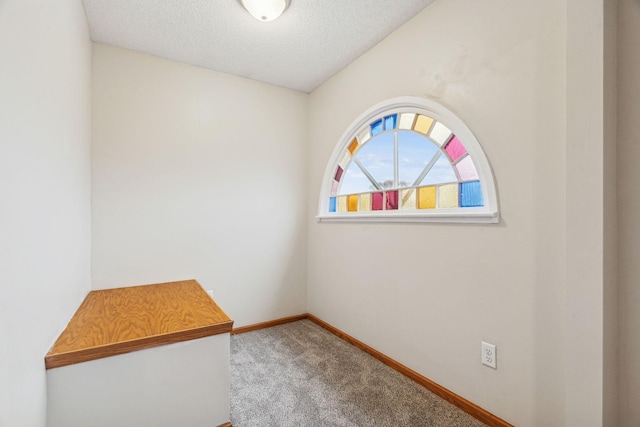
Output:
[
  {"xmin": 45, "ymin": 280, "xmax": 233, "ymax": 369},
  {"xmin": 231, "ymin": 313, "xmax": 307, "ymax": 335}
]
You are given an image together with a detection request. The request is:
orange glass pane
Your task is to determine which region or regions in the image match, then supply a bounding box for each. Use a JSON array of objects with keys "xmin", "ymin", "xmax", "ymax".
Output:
[
  {"xmin": 414, "ymin": 114, "xmax": 434, "ymax": 135},
  {"xmin": 359, "ymin": 193, "xmax": 372, "ymax": 211},
  {"xmin": 438, "ymin": 184, "xmax": 459, "ymax": 208},
  {"xmin": 401, "ymin": 189, "xmax": 416, "ymax": 209},
  {"xmin": 347, "ymin": 195, "xmax": 358, "ymax": 212},
  {"xmin": 348, "ymin": 138, "xmax": 359, "ymax": 155},
  {"xmin": 417, "ymin": 186, "xmax": 436, "ymax": 209}
]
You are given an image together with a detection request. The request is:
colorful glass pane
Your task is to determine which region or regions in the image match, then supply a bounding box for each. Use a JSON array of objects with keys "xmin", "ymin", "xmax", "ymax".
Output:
[
  {"xmin": 460, "ymin": 181, "xmax": 484, "ymax": 207},
  {"xmin": 417, "ymin": 186, "xmax": 436, "ymax": 209},
  {"xmin": 384, "ymin": 114, "xmax": 397, "ymax": 131},
  {"xmin": 372, "ymin": 192, "xmax": 384, "ymax": 211},
  {"xmin": 444, "ymin": 136, "xmax": 467, "ymax": 162},
  {"xmin": 401, "ymin": 188, "xmax": 416, "ymax": 209},
  {"xmin": 348, "ymin": 195, "xmax": 358, "ymax": 212},
  {"xmin": 456, "ymin": 155, "xmax": 479, "ymax": 181},
  {"xmin": 339, "ymin": 151, "xmax": 351, "ymax": 170},
  {"xmin": 386, "ymin": 190, "xmax": 399, "ymax": 210},
  {"xmin": 438, "ymin": 184, "xmax": 459, "ymax": 208},
  {"xmin": 331, "ymin": 181, "xmax": 338, "ymax": 196},
  {"xmin": 358, "ymin": 128, "xmax": 371, "ymax": 145},
  {"xmin": 370, "ymin": 119, "xmax": 383, "ymax": 136},
  {"xmin": 334, "ymin": 166, "xmax": 344, "ymax": 182},
  {"xmin": 398, "ymin": 113, "xmax": 416, "ymax": 130},
  {"xmin": 414, "ymin": 114, "xmax": 434, "ymax": 135},
  {"xmin": 429, "ymin": 121, "xmax": 452, "ymax": 146},
  {"xmin": 348, "ymin": 138, "xmax": 359, "ymax": 155},
  {"xmin": 329, "ymin": 197, "xmax": 337, "ymax": 212},
  {"xmin": 337, "ymin": 196, "xmax": 348, "ymax": 212},
  {"xmin": 359, "ymin": 193, "xmax": 372, "ymax": 211}
]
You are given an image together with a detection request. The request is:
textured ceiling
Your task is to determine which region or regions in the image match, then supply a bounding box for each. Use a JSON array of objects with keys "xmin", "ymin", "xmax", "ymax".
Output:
[{"xmin": 82, "ymin": 0, "xmax": 435, "ymax": 93}]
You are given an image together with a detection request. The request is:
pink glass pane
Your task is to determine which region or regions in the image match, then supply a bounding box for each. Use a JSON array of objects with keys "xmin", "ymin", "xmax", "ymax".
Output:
[
  {"xmin": 334, "ymin": 166, "xmax": 344, "ymax": 182},
  {"xmin": 331, "ymin": 181, "xmax": 339, "ymax": 196},
  {"xmin": 456, "ymin": 155, "xmax": 479, "ymax": 181},
  {"xmin": 444, "ymin": 136, "xmax": 467, "ymax": 162},
  {"xmin": 386, "ymin": 190, "xmax": 399, "ymax": 210},
  {"xmin": 372, "ymin": 192, "xmax": 384, "ymax": 211}
]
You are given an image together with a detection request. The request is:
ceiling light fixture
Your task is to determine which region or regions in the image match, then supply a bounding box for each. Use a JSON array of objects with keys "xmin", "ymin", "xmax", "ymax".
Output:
[{"xmin": 240, "ymin": 0, "xmax": 290, "ymax": 22}]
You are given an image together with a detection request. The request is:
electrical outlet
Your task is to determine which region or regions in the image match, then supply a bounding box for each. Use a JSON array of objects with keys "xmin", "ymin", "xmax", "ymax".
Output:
[{"xmin": 481, "ymin": 341, "xmax": 497, "ymax": 369}]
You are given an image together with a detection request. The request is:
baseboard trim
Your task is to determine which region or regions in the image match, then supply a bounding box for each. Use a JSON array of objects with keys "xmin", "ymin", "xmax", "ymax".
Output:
[
  {"xmin": 306, "ymin": 314, "xmax": 514, "ymax": 427},
  {"xmin": 231, "ymin": 314, "xmax": 308, "ymax": 335},
  {"xmin": 217, "ymin": 422, "xmax": 232, "ymax": 427}
]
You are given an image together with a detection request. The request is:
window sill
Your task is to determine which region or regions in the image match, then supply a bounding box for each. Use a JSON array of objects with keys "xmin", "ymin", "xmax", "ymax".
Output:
[{"xmin": 316, "ymin": 211, "xmax": 499, "ymax": 224}]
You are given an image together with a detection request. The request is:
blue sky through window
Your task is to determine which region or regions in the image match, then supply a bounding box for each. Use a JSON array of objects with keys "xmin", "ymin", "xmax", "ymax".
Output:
[{"xmin": 339, "ymin": 131, "xmax": 458, "ymax": 195}]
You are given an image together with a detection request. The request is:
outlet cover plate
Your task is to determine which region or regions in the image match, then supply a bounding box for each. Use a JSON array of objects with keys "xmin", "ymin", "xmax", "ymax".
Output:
[{"xmin": 482, "ymin": 341, "xmax": 497, "ymax": 369}]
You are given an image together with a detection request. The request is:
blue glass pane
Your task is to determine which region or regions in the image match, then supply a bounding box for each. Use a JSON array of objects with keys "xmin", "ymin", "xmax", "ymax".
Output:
[
  {"xmin": 384, "ymin": 114, "xmax": 397, "ymax": 131},
  {"xmin": 329, "ymin": 197, "xmax": 337, "ymax": 212},
  {"xmin": 370, "ymin": 119, "xmax": 383, "ymax": 136},
  {"xmin": 459, "ymin": 181, "xmax": 484, "ymax": 207}
]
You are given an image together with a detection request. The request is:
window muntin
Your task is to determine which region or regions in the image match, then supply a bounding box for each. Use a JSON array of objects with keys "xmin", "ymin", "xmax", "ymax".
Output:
[{"xmin": 318, "ymin": 97, "xmax": 499, "ymax": 223}]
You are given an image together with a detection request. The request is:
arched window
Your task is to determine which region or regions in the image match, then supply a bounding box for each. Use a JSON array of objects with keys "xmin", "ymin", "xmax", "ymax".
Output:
[{"xmin": 317, "ymin": 97, "xmax": 499, "ymax": 223}]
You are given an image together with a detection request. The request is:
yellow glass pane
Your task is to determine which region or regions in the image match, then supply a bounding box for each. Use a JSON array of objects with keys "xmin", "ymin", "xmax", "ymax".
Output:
[
  {"xmin": 347, "ymin": 195, "xmax": 358, "ymax": 212},
  {"xmin": 438, "ymin": 184, "xmax": 459, "ymax": 208},
  {"xmin": 414, "ymin": 114, "xmax": 434, "ymax": 135},
  {"xmin": 358, "ymin": 128, "xmax": 371, "ymax": 145},
  {"xmin": 337, "ymin": 196, "xmax": 348, "ymax": 212},
  {"xmin": 417, "ymin": 186, "xmax": 436, "ymax": 209},
  {"xmin": 429, "ymin": 121, "xmax": 452, "ymax": 146},
  {"xmin": 398, "ymin": 113, "xmax": 416, "ymax": 130},
  {"xmin": 359, "ymin": 193, "xmax": 372, "ymax": 211},
  {"xmin": 348, "ymin": 138, "xmax": 359, "ymax": 155},
  {"xmin": 401, "ymin": 189, "xmax": 416, "ymax": 209}
]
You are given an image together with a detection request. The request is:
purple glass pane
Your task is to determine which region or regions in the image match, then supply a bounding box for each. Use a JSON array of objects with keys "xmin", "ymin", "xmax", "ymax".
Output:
[
  {"xmin": 334, "ymin": 166, "xmax": 344, "ymax": 182},
  {"xmin": 372, "ymin": 192, "xmax": 384, "ymax": 210},
  {"xmin": 456, "ymin": 155, "xmax": 479, "ymax": 181},
  {"xmin": 444, "ymin": 136, "xmax": 467, "ymax": 162},
  {"xmin": 386, "ymin": 190, "xmax": 399, "ymax": 210}
]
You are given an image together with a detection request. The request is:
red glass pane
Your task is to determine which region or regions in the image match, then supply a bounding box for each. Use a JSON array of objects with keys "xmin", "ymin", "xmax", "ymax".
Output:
[
  {"xmin": 372, "ymin": 192, "xmax": 384, "ymax": 210},
  {"xmin": 386, "ymin": 190, "xmax": 399, "ymax": 210}
]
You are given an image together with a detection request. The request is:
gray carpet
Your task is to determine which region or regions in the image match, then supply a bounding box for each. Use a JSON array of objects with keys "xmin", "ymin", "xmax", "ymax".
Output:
[{"xmin": 230, "ymin": 320, "xmax": 486, "ymax": 427}]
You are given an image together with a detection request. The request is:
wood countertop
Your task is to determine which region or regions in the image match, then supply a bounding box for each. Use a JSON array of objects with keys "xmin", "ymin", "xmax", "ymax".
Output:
[{"xmin": 45, "ymin": 280, "xmax": 233, "ymax": 369}]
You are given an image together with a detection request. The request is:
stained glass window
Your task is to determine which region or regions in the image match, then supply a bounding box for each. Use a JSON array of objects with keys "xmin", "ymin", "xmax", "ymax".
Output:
[{"xmin": 318, "ymin": 97, "xmax": 499, "ymax": 223}]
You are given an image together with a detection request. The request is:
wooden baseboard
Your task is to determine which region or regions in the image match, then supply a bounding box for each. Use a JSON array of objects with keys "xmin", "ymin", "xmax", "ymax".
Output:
[
  {"xmin": 306, "ymin": 314, "xmax": 514, "ymax": 427},
  {"xmin": 231, "ymin": 314, "xmax": 308, "ymax": 335},
  {"xmin": 217, "ymin": 422, "xmax": 232, "ymax": 427}
]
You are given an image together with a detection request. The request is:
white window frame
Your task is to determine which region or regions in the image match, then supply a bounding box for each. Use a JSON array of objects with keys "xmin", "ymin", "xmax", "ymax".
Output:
[{"xmin": 317, "ymin": 96, "xmax": 499, "ymax": 223}]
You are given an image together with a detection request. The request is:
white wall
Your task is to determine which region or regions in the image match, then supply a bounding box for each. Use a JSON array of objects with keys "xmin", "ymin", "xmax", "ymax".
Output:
[
  {"xmin": 0, "ymin": 0, "xmax": 92, "ymax": 426},
  {"xmin": 618, "ymin": 0, "xmax": 640, "ymax": 425},
  {"xmin": 307, "ymin": 1, "xmax": 567, "ymax": 425},
  {"xmin": 91, "ymin": 44, "xmax": 308, "ymax": 327}
]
